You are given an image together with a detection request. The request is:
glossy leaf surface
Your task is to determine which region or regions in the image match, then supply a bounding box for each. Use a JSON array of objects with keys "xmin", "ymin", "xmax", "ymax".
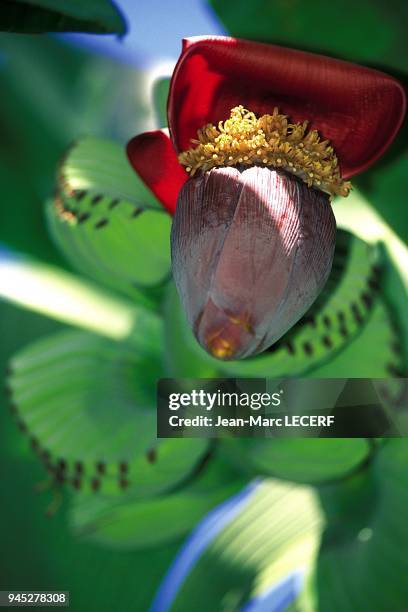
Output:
[{"xmin": 165, "ymin": 479, "xmax": 322, "ymax": 611}]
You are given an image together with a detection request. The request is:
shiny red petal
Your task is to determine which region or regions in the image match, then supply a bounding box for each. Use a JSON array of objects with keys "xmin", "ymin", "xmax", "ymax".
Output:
[
  {"xmin": 126, "ymin": 129, "xmax": 188, "ymax": 214},
  {"xmin": 168, "ymin": 36, "xmax": 406, "ymax": 178}
]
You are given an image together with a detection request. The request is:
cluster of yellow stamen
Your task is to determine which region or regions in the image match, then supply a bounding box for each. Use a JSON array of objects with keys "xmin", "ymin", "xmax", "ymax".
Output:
[{"xmin": 178, "ymin": 106, "xmax": 351, "ymax": 197}]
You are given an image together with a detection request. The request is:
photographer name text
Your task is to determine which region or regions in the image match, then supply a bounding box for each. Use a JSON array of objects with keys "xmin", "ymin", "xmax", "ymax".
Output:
[{"xmin": 168, "ymin": 414, "xmax": 335, "ymax": 428}]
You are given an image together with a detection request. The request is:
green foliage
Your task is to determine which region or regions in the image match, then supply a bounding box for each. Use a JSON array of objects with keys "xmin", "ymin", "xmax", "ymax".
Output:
[
  {"xmin": 334, "ymin": 190, "xmax": 408, "ymax": 368},
  {"xmin": 316, "ymin": 439, "xmax": 408, "ymax": 610},
  {"xmin": 172, "ymin": 479, "xmax": 322, "ymax": 611},
  {"xmin": 152, "ymin": 77, "xmax": 171, "ymax": 128},
  {"xmin": 228, "ymin": 438, "xmax": 371, "ymax": 485},
  {"xmin": 170, "ymin": 440, "xmax": 408, "ymax": 611},
  {"xmin": 209, "ymin": 0, "xmax": 407, "ymax": 73},
  {"xmin": 0, "ymin": 0, "xmax": 126, "ymax": 34},
  {"xmin": 0, "ymin": 254, "xmax": 142, "ymax": 339},
  {"xmin": 0, "ymin": 34, "xmax": 150, "ymax": 264},
  {"xmin": 368, "ymin": 153, "xmax": 408, "ymax": 245}
]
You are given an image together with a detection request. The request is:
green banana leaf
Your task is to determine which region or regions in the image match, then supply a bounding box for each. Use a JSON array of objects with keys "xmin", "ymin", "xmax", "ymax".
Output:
[{"xmin": 0, "ymin": 0, "xmax": 126, "ymax": 34}]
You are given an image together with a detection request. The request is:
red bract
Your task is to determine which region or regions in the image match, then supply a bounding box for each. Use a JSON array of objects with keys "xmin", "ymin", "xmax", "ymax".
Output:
[
  {"xmin": 126, "ymin": 129, "xmax": 187, "ymax": 214},
  {"xmin": 127, "ymin": 36, "xmax": 406, "ymax": 214}
]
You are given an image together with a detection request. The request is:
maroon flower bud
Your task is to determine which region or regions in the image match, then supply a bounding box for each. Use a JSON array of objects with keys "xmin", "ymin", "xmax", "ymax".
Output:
[
  {"xmin": 127, "ymin": 40, "xmax": 405, "ymax": 361},
  {"xmin": 171, "ymin": 165, "xmax": 336, "ymax": 360}
]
